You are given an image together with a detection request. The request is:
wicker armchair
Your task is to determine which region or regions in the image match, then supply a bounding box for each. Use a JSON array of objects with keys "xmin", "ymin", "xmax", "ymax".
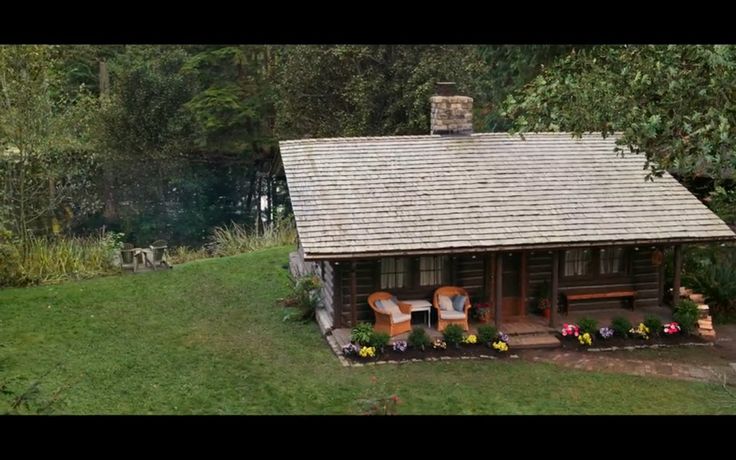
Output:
[
  {"xmin": 367, "ymin": 291, "xmax": 413, "ymax": 337},
  {"xmin": 433, "ymin": 286, "xmax": 471, "ymax": 331}
]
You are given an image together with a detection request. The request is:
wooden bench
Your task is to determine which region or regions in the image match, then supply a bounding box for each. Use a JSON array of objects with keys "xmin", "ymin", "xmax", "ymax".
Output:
[{"xmin": 562, "ymin": 290, "xmax": 636, "ymax": 313}]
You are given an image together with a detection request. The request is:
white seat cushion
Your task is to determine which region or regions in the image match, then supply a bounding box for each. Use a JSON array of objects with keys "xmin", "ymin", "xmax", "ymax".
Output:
[
  {"xmin": 439, "ymin": 310, "xmax": 466, "ymax": 320},
  {"xmin": 391, "ymin": 313, "xmax": 411, "ymax": 324},
  {"xmin": 438, "ymin": 295, "xmax": 454, "ymax": 311}
]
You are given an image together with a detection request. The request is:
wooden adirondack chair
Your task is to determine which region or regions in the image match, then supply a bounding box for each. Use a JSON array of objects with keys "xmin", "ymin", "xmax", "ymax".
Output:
[
  {"xmin": 149, "ymin": 240, "xmax": 170, "ymax": 269},
  {"xmin": 120, "ymin": 243, "xmax": 138, "ymax": 272}
]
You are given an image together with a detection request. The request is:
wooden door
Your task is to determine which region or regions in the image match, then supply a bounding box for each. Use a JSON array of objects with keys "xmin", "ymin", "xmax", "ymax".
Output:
[{"xmin": 501, "ymin": 252, "xmax": 524, "ymax": 318}]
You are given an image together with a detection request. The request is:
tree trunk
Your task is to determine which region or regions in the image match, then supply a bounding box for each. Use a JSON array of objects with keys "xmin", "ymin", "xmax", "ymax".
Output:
[
  {"xmin": 244, "ymin": 163, "xmax": 258, "ymax": 225},
  {"xmin": 254, "ymin": 173, "xmax": 263, "ymax": 236},
  {"xmin": 99, "ymin": 59, "xmax": 118, "ymax": 222}
]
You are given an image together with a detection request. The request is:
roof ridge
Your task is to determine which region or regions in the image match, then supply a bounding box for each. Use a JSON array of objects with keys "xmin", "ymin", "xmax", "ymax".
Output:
[{"xmin": 279, "ymin": 132, "xmax": 622, "ymax": 145}]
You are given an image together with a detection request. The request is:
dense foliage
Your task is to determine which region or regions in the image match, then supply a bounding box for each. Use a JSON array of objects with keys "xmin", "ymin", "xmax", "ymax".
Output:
[
  {"xmin": 504, "ymin": 45, "xmax": 736, "ymax": 184},
  {"xmin": 2, "ymin": 44, "xmax": 735, "ymax": 311}
]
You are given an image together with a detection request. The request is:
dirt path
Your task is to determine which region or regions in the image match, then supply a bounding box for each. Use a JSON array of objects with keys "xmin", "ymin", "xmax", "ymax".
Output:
[{"xmin": 517, "ymin": 324, "xmax": 736, "ymax": 385}]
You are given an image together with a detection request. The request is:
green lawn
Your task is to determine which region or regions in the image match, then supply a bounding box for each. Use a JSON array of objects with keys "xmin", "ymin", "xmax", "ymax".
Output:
[{"xmin": 1, "ymin": 245, "xmax": 734, "ymax": 414}]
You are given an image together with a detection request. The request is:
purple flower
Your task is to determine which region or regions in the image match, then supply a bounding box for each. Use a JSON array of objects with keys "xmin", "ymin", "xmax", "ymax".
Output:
[
  {"xmin": 497, "ymin": 332, "xmax": 509, "ymax": 343},
  {"xmin": 342, "ymin": 343, "xmax": 360, "ymax": 355},
  {"xmin": 393, "ymin": 341, "xmax": 408, "ymax": 352},
  {"xmin": 599, "ymin": 327, "xmax": 614, "ymax": 339}
]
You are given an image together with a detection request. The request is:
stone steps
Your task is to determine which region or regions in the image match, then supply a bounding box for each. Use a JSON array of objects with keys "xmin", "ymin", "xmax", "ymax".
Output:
[
  {"xmin": 507, "ymin": 333, "xmax": 561, "ymax": 349},
  {"xmin": 680, "ymin": 286, "xmax": 717, "ymax": 342}
]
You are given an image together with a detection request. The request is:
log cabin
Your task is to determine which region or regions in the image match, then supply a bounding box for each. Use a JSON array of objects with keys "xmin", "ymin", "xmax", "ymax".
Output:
[{"xmin": 280, "ymin": 82, "xmax": 736, "ymax": 333}]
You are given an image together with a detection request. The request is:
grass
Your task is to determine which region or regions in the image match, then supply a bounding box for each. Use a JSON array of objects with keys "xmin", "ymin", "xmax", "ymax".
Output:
[{"xmin": 1, "ymin": 245, "xmax": 735, "ymax": 414}]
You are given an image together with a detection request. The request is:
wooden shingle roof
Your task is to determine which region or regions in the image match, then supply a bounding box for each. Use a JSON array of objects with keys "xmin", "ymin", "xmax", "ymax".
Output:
[{"xmin": 280, "ymin": 132, "xmax": 736, "ymax": 260}]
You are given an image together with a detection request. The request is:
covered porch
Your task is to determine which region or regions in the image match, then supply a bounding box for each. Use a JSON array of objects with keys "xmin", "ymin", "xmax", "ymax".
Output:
[{"xmin": 331, "ymin": 243, "xmax": 687, "ymax": 331}]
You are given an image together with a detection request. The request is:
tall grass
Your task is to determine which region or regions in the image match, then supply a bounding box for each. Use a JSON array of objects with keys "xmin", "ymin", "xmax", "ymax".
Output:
[
  {"xmin": 1, "ymin": 217, "xmax": 297, "ymax": 287},
  {"xmin": 0, "ymin": 231, "xmax": 120, "ymax": 287},
  {"xmin": 167, "ymin": 246, "xmax": 210, "ymax": 265},
  {"xmin": 210, "ymin": 218, "xmax": 297, "ymax": 257}
]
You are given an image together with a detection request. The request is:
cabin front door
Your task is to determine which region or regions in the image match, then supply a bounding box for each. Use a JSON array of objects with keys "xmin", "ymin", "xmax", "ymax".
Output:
[{"xmin": 500, "ymin": 252, "xmax": 524, "ymax": 318}]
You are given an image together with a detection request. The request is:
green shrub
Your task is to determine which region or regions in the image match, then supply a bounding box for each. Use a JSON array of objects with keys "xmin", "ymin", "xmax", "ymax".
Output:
[
  {"xmin": 351, "ymin": 323, "xmax": 374, "ymax": 346},
  {"xmin": 0, "ymin": 230, "xmax": 25, "ymax": 287},
  {"xmin": 408, "ymin": 327, "xmax": 431, "ymax": 351},
  {"xmin": 674, "ymin": 299, "xmax": 699, "ymax": 334},
  {"xmin": 643, "ymin": 316, "xmax": 664, "ymax": 338},
  {"xmin": 577, "ymin": 317, "xmax": 598, "ymax": 335},
  {"xmin": 282, "ymin": 274, "xmax": 322, "ymax": 322},
  {"xmin": 684, "ymin": 245, "xmax": 736, "ymax": 322},
  {"xmin": 611, "ymin": 316, "xmax": 632, "ymax": 338},
  {"xmin": 370, "ymin": 332, "xmax": 390, "ymax": 353},
  {"xmin": 477, "ymin": 325, "xmax": 498, "ymax": 344},
  {"xmin": 442, "ymin": 324, "xmax": 464, "ymax": 347}
]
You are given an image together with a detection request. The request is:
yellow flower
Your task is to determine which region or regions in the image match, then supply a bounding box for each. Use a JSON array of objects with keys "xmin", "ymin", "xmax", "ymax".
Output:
[
  {"xmin": 578, "ymin": 332, "xmax": 592, "ymax": 346},
  {"xmin": 359, "ymin": 346, "xmax": 376, "ymax": 358},
  {"xmin": 492, "ymin": 341, "xmax": 508, "ymax": 352},
  {"xmin": 464, "ymin": 334, "xmax": 477, "ymax": 344}
]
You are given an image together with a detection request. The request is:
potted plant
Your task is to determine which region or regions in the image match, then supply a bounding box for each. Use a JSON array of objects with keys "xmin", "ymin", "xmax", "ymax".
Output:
[
  {"xmin": 473, "ymin": 302, "xmax": 492, "ymax": 323},
  {"xmin": 536, "ymin": 281, "xmax": 552, "ymax": 320}
]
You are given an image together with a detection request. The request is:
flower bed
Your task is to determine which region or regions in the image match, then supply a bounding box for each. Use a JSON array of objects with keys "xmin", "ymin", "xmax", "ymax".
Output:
[
  {"xmin": 342, "ymin": 324, "xmax": 513, "ymax": 363},
  {"xmin": 342, "ymin": 342, "xmax": 514, "ymax": 363},
  {"xmin": 556, "ymin": 320, "xmax": 709, "ymax": 351}
]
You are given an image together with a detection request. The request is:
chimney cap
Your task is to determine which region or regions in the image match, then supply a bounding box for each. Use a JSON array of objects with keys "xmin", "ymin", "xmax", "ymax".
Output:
[{"xmin": 435, "ymin": 82, "xmax": 457, "ymax": 96}]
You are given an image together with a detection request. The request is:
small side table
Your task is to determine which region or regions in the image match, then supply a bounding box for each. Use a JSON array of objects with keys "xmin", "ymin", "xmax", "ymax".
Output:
[{"xmin": 403, "ymin": 300, "xmax": 432, "ymax": 328}]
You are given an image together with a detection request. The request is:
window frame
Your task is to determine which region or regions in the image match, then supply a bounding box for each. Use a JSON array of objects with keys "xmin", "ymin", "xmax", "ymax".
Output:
[
  {"xmin": 562, "ymin": 248, "xmax": 594, "ymax": 280},
  {"xmin": 376, "ymin": 255, "xmax": 453, "ymax": 291},
  {"xmin": 561, "ymin": 246, "xmax": 630, "ymax": 280},
  {"xmin": 418, "ymin": 255, "xmax": 449, "ymax": 287},
  {"xmin": 598, "ymin": 246, "xmax": 628, "ymax": 278},
  {"xmin": 379, "ymin": 257, "xmax": 410, "ymax": 290}
]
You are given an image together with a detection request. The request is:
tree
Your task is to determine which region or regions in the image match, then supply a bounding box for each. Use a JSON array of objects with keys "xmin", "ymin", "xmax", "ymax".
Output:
[
  {"xmin": 274, "ymin": 45, "xmax": 493, "ymax": 138},
  {"xmin": 0, "ymin": 45, "xmax": 98, "ymax": 244},
  {"xmin": 502, "ymin": 45, "xmax": 736, "ymax": 185}
]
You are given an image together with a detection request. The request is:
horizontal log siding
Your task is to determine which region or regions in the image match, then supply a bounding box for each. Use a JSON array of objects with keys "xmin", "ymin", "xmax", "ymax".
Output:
[
  {"xmin": 631, "ymin": 247, "xmax": 662, "ymax": 309},
  {"xmin": 335, "ymin": 247, "xmax": 663, "ymax": 323},
  {"xmin": 454, "ymin": 255, "xmax": 486, "ymax": 302},
  {"xmin": 527, "ymin": 252, "xmax": 553, "ymax": 314},
  {"xmin": 337, "ymin": 254, "xmax": 487, "ymax": 326},
  {"xmin": 320, "ymin": 261, "xmax": 335, "ymax": 319},
  {"xmin": 294, "ymin": 247, "xmax": 336, "ymax": 323},
  {"xmin": 527, "ymin": 247, "xmax": 662, "ymax": 312},
  {"xmin": 337, "ymin": 261, "xmax": 376, "ymax": 326}
]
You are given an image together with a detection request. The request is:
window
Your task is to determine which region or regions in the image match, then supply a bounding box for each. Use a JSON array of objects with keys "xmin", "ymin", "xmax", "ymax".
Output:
[
  {"xmin": 564, "ymin": 249, "xmax": 591, "ymax": 277},
  {"xmin": 380, "ymin": 257, "xmax": 409, "ymax": 289},
  {"xmin": 600, "ymin": 247, "xmax": 625, "ymax": 274},
  {"xmin": 419, "ymin": 256, "xmax": 448, "ymax": 286}
]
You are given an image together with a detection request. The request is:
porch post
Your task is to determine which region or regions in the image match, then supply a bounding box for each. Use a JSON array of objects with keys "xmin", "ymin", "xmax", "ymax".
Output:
[
  {"xmin": 350, "ymin": 261, "xmax": 357, "ymax": 326},
  {"xmin": 334, "ymin": 262, "xmax": 343, "ymax": 328},
  {"xmin": 550, "ymin": 250, "xmax": 559, "ymax": 328},
  {"xmin": 485, "ymin": 253, "xmax": 494, "ymax": 306},
  {"xmin": 495, "ymin": 253, "xmax": 503, "ymax": 329},
  {"xmin": 673, "ymin": 244, "xmax": 683, "ymax": 308},
  {"xmin": 657, "ymin": 247, "xmax": 665, "ymax": 307},
  {"xmin": 520, "ymin": 251, "xmax": 528, "ymax": 317}
]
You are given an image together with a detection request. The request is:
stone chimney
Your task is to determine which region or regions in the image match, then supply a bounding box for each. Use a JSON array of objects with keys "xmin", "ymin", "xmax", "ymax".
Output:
[{"xmin": 430, "ymin": 82, "xmax": 473, "ymax": 135}]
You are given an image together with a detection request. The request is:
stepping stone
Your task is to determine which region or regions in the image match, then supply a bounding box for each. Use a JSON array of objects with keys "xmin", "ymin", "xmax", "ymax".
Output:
[{"xmin": 689, "ymin": 294, "xmax": 705, "ymax": 303}]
